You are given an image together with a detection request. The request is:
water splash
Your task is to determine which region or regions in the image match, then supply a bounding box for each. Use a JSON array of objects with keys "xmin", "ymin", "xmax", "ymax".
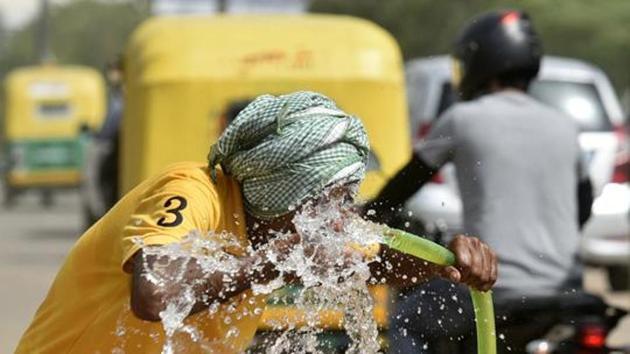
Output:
[{"xmin": 126, "ymin": 187, "xmax": 387, "ymax": 353}]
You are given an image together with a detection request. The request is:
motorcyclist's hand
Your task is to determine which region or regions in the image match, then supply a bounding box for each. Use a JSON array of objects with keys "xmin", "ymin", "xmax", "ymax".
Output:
[{"xmin": 441, "ymin": 235, "xmax": 497, "ymax": 292}]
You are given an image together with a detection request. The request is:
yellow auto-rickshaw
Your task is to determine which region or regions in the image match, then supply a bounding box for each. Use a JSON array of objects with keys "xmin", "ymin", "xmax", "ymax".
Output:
[
  {"xmin": 2, "ymin": 65, "xmax": 105, "ymax": 205},
  {"xmin": 123, "ymin": 14, "xmax": 411, "ymax": 347}
]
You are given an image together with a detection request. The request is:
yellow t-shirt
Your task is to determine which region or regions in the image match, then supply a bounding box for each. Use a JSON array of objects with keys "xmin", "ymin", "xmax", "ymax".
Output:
[{"xmin": 15, "ymin": 162, "xmax": 267, "ymax": 354}]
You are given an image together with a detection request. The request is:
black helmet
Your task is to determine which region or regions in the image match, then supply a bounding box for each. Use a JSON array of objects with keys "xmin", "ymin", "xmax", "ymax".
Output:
[{"xmin": 453, "ymin": 10, "xmax": 543, "ymax": 100}]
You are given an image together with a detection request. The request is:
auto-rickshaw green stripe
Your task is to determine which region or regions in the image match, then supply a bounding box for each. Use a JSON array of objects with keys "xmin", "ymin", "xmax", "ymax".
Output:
[{"xmin": 7, "ymin": 137, "xmax": 86, "ymax": 171}]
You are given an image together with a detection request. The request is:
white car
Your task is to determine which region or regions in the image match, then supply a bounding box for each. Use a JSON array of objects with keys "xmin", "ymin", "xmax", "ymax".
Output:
[{"xmin": 405, "ymin": 55, "xmax": 629, "ymax": 290}]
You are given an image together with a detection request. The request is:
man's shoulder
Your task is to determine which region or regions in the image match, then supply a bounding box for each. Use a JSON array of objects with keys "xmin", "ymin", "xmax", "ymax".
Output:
[
  {"xmin": 437, "ymin": 99, "xmax": 483, "ymax": 126},
  {"xmin": 443, "ymin": 95, "xmax": 492, "ymax": 117},
  {"xmin": 148, "ymin": 162, "xmax": 237, "ymax": 196},
  {"xmin": 464, "ymin": 91, "xmax": 575, "ymax": 123},
  {"xmin": 158, "ymin": 161, "xmax": 211, "ymax": 180},
  {"xmin": 510, "ymin": 94, "xmax": 580, "ymax": 132}
]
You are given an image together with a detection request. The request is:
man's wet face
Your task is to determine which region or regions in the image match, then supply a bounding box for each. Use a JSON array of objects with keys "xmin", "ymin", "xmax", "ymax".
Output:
[{"xmin": 290, "ymin": 183, "xmax": 359, "ymax": 233}]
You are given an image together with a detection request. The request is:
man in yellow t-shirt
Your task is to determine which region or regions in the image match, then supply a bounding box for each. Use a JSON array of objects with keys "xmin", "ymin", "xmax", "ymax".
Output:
[{"xmin": 16, "ymin": 92, "xmax": 497, "ymax": 353}]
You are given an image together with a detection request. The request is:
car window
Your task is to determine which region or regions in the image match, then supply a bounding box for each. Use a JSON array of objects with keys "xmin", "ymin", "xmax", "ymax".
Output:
[{"xmin": 529, "ymin": 80, "xmax": 612, "ymax": 131}]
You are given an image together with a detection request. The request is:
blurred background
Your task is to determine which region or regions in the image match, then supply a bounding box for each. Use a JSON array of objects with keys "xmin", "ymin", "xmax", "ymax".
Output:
[{"xmin": 0, "ymin": 0, "xmax": 628, "ymax": 353}]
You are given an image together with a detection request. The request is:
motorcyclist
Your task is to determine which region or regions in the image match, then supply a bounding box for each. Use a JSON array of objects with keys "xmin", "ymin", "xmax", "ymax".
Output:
[{"xmin": 365, "ymin": 10, "xmax": 594, "ymax": 353}]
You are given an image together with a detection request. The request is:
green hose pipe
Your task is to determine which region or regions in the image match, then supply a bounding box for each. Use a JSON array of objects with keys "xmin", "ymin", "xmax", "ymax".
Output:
[{"xmin": 383, "ymin": 228, "xmax": 497, "ymax": 354}]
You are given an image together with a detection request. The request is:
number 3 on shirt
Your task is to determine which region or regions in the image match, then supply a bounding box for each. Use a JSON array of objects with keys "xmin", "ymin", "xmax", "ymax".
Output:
[{"xmin": 157, "ymin": 196, "xmax": 188, "ymax": 227}]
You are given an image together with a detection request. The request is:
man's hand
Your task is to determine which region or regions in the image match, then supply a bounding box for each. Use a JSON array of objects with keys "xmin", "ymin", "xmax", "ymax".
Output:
[{"xmin": 440, "ymin": 235, "xmax": 497, "ymax": 292}]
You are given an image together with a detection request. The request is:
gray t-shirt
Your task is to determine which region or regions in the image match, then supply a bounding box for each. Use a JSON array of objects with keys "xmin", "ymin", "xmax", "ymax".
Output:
[{"xmin": 416, "ymin": 90, "xmax": 583, "ymax": 293}]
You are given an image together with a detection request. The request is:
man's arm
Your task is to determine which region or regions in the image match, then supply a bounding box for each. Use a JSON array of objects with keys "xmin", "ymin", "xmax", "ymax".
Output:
[
  {"xmin": 365, "ymin": 153, "xmax": 438, "ymax": 221},
  {"xmin": 369, "ymin": 235, "xmax": 497, "ymax": 292},
  {"xmin": 130, "ymin": 236, "xmax": 297, "ymax": 322}
]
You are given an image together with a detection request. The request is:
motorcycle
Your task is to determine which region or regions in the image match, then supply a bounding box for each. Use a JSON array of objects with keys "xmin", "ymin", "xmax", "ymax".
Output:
[
  {"xmin": 428, "ymin": 289, "xmax": 628, "ymax": 354},
  {"xmin": 514, "ymin": 292, "xmax": 629, "ymax": 354}
]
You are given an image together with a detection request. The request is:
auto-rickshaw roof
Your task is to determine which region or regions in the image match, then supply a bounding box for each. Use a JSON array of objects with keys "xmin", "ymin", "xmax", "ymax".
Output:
[
  {"xmin": 4, "ymin": 64, "xmax": 103, "ymax": 97},
  {"xmin": 125, "ymin": 14, "xmax": 404, "ymax": 84}
]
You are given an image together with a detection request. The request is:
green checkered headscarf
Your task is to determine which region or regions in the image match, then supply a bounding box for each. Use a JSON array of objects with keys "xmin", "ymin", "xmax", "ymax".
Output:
[{"xmin": 208, "ymin": 91, "xmax": 370, "ymax": 220}]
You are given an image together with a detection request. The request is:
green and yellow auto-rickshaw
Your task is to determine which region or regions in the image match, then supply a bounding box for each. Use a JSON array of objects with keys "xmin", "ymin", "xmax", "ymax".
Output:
[
  {"xmin": 123, "ymin": 14, "xmax": 411, "ymax": 347},
  {"xmin": 2, "ymin": 64, "xmax": 105, "ymax": 205}
]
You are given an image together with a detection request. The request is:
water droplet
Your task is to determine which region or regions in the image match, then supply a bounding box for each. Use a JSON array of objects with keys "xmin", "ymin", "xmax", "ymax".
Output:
[
  {"xmin": 115, "ymin": 326, "xmax": 126, "ymax": 336},
  {"xmin": 226, "ymin": 327, "xmax": 240, "ymax": 338}
]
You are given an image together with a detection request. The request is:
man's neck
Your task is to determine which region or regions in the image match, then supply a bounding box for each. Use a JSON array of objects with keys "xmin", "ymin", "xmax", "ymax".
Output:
[{"xmin": 488, "ymin": 81, "xmax": 526, "ymax": 94}]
